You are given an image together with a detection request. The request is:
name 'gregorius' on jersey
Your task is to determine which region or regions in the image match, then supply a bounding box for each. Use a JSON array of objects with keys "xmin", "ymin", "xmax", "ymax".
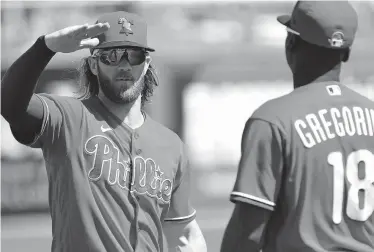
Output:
[{"xmin": 231, "ymin": 82, "xmax": 374, "ymax": 252}]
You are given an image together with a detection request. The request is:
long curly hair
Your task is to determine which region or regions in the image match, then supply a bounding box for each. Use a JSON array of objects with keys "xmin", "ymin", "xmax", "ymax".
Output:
[{"xmin": 76, "ymin": 56, "xmax": 159, "ymax": 107}]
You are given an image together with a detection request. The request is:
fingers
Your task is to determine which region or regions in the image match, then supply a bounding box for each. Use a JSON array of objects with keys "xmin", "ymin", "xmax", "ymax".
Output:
[
  {"xmin": 77, "ymin": 22, "xmax": 110, "ymax": 49},
  {"xmin": 79, "ymin": 38, "xmax": 100, "ymax": 49},
  {"xmin": 71, "ymin": 24, "xmax": 90, "ymax": 37},
  {"xmin": 84, "ymin": 22, "xmax": 110, "ymax": 38}
]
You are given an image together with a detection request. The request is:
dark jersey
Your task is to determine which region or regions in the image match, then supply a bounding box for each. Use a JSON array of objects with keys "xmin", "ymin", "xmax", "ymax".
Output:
[
  {"xmin": 230, "ymin": 82, "xmax": 374, "ymax": 252},
  {"xmin": 28, "ymin": 93, "xmax": 195, "ymax": 252}
]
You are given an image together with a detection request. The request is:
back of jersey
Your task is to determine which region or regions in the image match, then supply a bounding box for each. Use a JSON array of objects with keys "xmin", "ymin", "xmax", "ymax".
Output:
[{"xmin": 265, "ymin": 82, "xmax": 374, "ymax": 252}]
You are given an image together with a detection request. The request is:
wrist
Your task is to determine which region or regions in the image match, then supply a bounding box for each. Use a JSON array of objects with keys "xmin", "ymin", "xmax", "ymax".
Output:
[{"xmin": 43, "ymin": 34, "xmax": 57, "ymax": 53}]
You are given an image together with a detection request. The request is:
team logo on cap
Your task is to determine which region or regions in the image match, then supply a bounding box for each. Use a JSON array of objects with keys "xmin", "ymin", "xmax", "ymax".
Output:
[
  {"xmin": 118, "ymin": 17, "xmax": 133, "ymax": 36},
  {"xmin": 329, "ymin": 31, "xmax": 345, "ymax": 48}
]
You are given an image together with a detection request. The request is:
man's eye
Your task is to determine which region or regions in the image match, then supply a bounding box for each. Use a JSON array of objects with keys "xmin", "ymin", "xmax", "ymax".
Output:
[{"xmin": 109, "ymin": 51, "xmax": 117, "ymax": 62}]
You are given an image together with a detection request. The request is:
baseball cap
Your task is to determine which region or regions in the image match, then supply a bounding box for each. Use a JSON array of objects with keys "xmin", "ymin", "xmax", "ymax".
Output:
[
  {"xmin": 91, "ymin": 11, "xmax": 155, "ymax": 52},
  {"xmin": 277, "ymin": 1, "xmax": 358, "ymax": 49}
]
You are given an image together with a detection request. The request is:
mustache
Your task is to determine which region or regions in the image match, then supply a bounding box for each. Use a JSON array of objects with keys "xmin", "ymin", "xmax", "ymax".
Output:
[{"xmin": 115, "ymin": 73, "xmax": 134, "ymax": 81}]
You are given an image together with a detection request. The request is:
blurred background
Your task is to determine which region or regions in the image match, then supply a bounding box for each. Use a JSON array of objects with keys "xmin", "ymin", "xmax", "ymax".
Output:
[{"xmin": 1, "ymin": 1, "xmax": 374, "ymax": 251}]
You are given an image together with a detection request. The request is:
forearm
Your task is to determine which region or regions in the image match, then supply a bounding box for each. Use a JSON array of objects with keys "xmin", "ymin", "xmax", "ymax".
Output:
[
  {"xmin": 185, "ymin": 233, "xmax": 207, "ymax": 252},
  {"xmin": 164, "ymin": 219, "xmax": 207, "ymax": 252},
  {"xmin": 221, "ymin": 203, "xmax": 271, "ymax": 252},
  {"xmin": 175, "ymin": 224, "xmax": 207, "ymax": 252},
  {"xmin": 221, "ymin": 219, "xmax": 262, "ymax": 252},
  {"xmin": 1, "ymin": 36, "xmax": 55, "ymax": 124}
]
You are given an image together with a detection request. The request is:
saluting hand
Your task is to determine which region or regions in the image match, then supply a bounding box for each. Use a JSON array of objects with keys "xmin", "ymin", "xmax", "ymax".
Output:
[{"xmin": 44, "ymin": 22, "xmax": 110, "ymax": 53}]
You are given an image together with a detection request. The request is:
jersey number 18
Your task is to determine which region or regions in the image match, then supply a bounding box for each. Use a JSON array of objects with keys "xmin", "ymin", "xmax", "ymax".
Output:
[{"xmin": 328, "ymin": 149, "xmax": 374, "ymax": 224}]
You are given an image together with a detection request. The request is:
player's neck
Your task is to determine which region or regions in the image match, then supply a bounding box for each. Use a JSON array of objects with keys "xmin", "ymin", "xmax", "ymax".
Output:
[
  {"xmin": 293, "ymin": 65, "xmax": 341, "ymax": 89},
  {"xmin": 98, "ymin": 94, "xmax": 144, "ymax": 129}
]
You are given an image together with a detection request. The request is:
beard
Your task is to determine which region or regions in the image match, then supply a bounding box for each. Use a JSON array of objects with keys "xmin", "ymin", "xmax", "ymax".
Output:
[{"xmin": 97, "ymin": 67, "xmax": 145, "ymax": 104}]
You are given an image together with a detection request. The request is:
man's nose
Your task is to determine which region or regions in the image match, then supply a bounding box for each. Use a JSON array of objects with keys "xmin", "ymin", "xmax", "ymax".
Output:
[{"xmin": 118, "ymin": 57, "xmax": 131, "ymax": 71}]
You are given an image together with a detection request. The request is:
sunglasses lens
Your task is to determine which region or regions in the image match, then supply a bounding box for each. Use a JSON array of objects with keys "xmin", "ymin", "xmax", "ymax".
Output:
[
  {"xmin": 99, "ymin": 50, "xmax": 119, "ymax": 65},
  {"xmin": 99, "ymin": 54, "xmax": 110, "ymax": 65},
  {"xmin": 99, "ymin": 49, "xmax": 146, "ymax": 66},
  {"xmin": 127, "ymin": 50, "xmax": 146, "ymax": 65}
]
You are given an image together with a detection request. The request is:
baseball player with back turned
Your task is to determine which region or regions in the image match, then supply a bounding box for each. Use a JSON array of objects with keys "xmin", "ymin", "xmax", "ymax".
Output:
[
  {"xmin": 1, "ymin": 11, "xmax": 207, "ymax": 252},
  {"xmin": 221, "ymin": 1, "xmax": 374, "ymax": 252}
]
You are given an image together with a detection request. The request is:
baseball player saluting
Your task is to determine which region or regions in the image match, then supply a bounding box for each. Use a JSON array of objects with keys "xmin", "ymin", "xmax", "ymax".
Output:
[
  {"xmin": 1, "ymin": 11, "xmax": 207, "ymax": 252},
  {"xmin": 221, "ymin": 1, "xmax": 374, "ymax": 252}
]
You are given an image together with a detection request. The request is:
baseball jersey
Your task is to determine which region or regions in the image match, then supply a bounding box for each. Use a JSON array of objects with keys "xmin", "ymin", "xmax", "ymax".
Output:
[
  {"xmin": 28, "ymin": 93, "xmax": 196, "ymax": 252},
  {"xmin": 231, "ymin": 82, "xmax": 374, "ymax": 252}
]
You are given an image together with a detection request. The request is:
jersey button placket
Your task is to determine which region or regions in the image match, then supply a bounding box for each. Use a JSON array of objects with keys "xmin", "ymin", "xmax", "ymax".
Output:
[
  {"xmin": 133, "ymin": 131, "xmax": 142, "ymax": 155},
  {"xmin": 131, "ymin": 131, "xmax": 142, "ymax": 250}
]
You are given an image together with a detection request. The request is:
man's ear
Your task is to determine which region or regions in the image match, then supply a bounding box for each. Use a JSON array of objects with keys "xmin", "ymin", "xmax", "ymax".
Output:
[{"xmin": 88, "ymin": 57, "xmax": 98, "ymax": 76}]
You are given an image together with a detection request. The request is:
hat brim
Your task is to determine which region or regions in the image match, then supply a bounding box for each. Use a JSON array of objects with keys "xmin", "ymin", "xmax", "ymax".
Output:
[
  {"xmin": 94, "ymin": 41, "xmax": 155, "ymax": 52},
  {"xmin": 277, "ymin": 15, "xmax": 291, "ymax": 27},
  {"xmin": 277, "ymin": 15, "xmax": 301, "ymax": 35}
]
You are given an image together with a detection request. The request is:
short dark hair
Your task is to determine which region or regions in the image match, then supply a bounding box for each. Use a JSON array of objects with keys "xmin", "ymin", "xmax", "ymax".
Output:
[{"xmin": 294, "ymin": 35, "xmax": 350, "ymax": 63}]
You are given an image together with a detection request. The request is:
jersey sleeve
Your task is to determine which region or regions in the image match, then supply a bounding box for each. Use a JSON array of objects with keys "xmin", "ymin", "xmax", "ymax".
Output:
[
  {"xmin": 164, "ymin": 143, "xmax": 196, "ymax": 223},
  {"xmin": 28, "ymin": 93, "xmax": 83, "ymax": 153},
  {"xmin": 230, "ymin": 118, "xmax": 285, "ymax": 211}
]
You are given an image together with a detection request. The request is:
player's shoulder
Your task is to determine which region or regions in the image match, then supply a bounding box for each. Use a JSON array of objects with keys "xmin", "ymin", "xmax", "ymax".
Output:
[
  {"xmin": 144, "ymin": 114, "xmax": 184, "ymax": 148},
  {"xmin": 341, "ymin": 84, "xmax": 374, "ymax": 107},
  {"xmin": 36, "ymin": 93, "xmax": 84, "ymax": 108},
  {"xmin": 36, "ymin": 93, "xmax": 87, "ymax": 121},
  {"xmin": 251, "ymin": 91, "xmax": 295, "ymax": 124}
]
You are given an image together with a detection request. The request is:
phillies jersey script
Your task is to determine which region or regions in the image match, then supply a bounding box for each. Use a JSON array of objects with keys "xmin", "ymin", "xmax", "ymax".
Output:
[
  {"xmin": 29, "ymin": 94, "xmax": 196, "ymax": 252},
  {"xmin": 231, "ymin": 82, "xmax": 374, "ymax": 252}
]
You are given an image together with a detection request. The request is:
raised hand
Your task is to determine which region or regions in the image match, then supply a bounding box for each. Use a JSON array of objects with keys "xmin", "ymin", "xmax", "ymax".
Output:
[{"xmin": 44, "ymin": 23, "xmax": 110, "ymax": 53}]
